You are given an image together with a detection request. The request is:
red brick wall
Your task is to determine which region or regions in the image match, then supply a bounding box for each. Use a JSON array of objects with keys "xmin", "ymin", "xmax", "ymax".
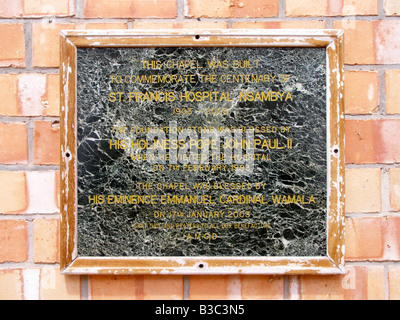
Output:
[{"xmin": 1, "ymin": 0, "xmax": 400, "ymax": 300}]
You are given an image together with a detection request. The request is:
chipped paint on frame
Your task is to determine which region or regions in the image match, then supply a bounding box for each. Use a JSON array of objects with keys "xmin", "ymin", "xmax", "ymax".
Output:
[{"xmin": 60, "ymin": 29, "xmax": 345, "ymax": 275}]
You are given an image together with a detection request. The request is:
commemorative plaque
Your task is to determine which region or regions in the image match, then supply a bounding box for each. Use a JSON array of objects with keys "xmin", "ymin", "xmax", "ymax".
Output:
[{"xmin": 60, "ymin": 30, "xmax": 345, "ymax": 275}]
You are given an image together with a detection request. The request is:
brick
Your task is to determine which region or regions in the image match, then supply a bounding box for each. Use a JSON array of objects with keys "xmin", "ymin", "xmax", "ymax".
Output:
[
  {"xmin": 17, "ymin": 74, "xmax": 47, "ymax": 116},
  {"xmin": 187, "ymin": 0, "xmax": 278, "ymax": 18},
  {"xmin": 22, "ymin": 269, "xmax": 40, "ymax": 300},
  {"xmin": 343, "ymin": 266, "xmax": 384, "ymax": 300},
  {"xmin": 55, "ymin": 170, "xmax": 60, "ymax": 209},
  {"xmin": 344, "ymin": 71, "xmax": 379, "ymax": 114},
  {"xmin": 384, "ymin": 217, "xmax": 400, "ymax": 261},
  {"xmin": 84, "ymin": 0, "xmax": 176, "ymax": 18},
  {"xmin": 286, "ymin": 0, "xmax": 328, "ymax": 16},
  {"xmin": 385, "ymin": 0, "xmax": 400, "ymax": 16},
  {"xmin": 44, "ymin": 74, "xmax": 60, "ymax": 116},
  {"xmin": 91, "ymin": 275, "xmax": 182, "ymax": 300},
  {"xmin": 128, "ymin": 0, "xmax": 176, "ymax": 18},
  {"xmin": 0, "ymin": 74, "xmax": 18, "ymax": 116},
  {"xmin": 142, "ymin": 275, "xmax": 183, "ymax": 300},
  {"xmin": 346, "ymin": 217, "xmax": 383, "ymax": 260},
  {"xmin": 333, "ymin": 20, "xmax": 375, "ymax": 65},
  {"xmin": 25, "ymin": 171, "xmax": 59, "ymax": 214},
  {"xmin": 133, "ymin": 21, "xmax": 229, "ymax": 29},
  {"xmin": 328, "ymin": 0, "xmax": 343, "ymax": 15},
  {"xmin": 0, "ymin": 171, "xmax": 27, "ymax": 214},
  {"xmin": 6, "ymin": 74, "xmax": 59, "ymax": 116},
  {"xmin": 346, "ymin": 217, "xmax": 400, "ymax": 261},
  {"xmin": 345, "ymin": 119, "xmax": 400, "ymax": 164},
  {"xmin": 187, "ymin": 0, "xmax": 230, "ymax": 18},
  {"xmin": 227, "ymin": 275, "xmax": 242, "ymax": 300},
  {"xmin": 0, "ymin": 171, "xmax": 59, "ymax": 217},
  {"xmin": 349, "ymin": 267, "xmax": 385, "ymax": 299},
  {"xmin": 375, "ymin": 21, "xmax": 400, "ymax": 64},
  {"xmin": 189, "ymin": 275, "xmax": 229, "ymax": 299},
  {"xmin": 0, "ymin": 0, "xmax": 74, "ymax": 17},
  {"xmin": 173, "ymin": 21, "xmax": 229, "ymax": 29},
  {"xmin": 23, "ymin": 0, "xmax": 74, "ymax": 16},
  {"xmin": 389, "ymin": 266, "xmax": 400, "ymax": 300},
  {"xmin": 240, "ymin": 275, "xmax": 284, "ymax": 299},
  {"xmin": 0, "ymin": 0, "xmax": 23, "ymax": 18},
  {"xmin": 299, "ymin": 266, "xmax": 385, "ymax": 300},
  {"xmin": 84, "ymin": 23, "xmax": 131, "ymax": 30},
  {"xmin": 34, "ymin": 219, "xmax": 60, "ymax": 263},
  {"xmin": 0, "ymin": 122, "xmax": 28, "ymax": 164},
  {"xmin": 345, "ymin": 168, "xmax": 381, "ymax": 213},
  {"xmin": 385, "ymin": 70, "xmax": 400, "ymax": 114},
  {"xmin": 132, "ymin": 22, "xmax": 175, "ymax": 29},
  {"xmin": 4, "ymin": 73, "xmax": 52, "ymax": 116},
  {"xmin": 32, "ymin": 23, "xmax": 73, "ymax": 68},
  {"xmin": 32, "ymin": 22, "xmax": 128, "ymax": 67},
  {"xmin": 232, "ymin": 20, "xmax": 326, "ymax": 29},
  {"xmin": 342, "ymin": 0, "xmax": 378, "ymax": 15},
  {"xmin": 90, "ymin": 275, "xmax": 137, "ymax": 300},
  {"xmin": 189, "ymin": 275, "xmax": 243, "ymax": 300},
  {"xmin": 40, "ymin": 267, "xmax": 80, "ymax": 300},
  {"xmin": 0, "ymin": 220, "xmax": 28, "ymax": 263},
  {"xmin": 0, "ymin": 270, "xmax": 23, "ymax": 300},
  {"xmin": 34, "ymin": 120, "xmax": 60, "ymax": 165},
  {"xmin": 286, "ymin": 0, "xmax": 378, "ymax": 16},
  {"xmin": 0, "ymin": 24, "xmax": 25, "ymax": 68},
  {"xmin": 299, "ymin": 274, "xmax": 344, "ymax": 299},
  {"xmin": 287, "ymin": 276, "xmax": 300, "ymax": 299},
  {"xmin": 279, "ymin": 20, "xmax": 326, "ymax": 29},
  {"xmin": 230, "ymin": 0, "xmax": 279, "ymax": 18},
  {"xmin": 233, "ymin": 21, "xmax": 281, "ymax": 29},
  {"xmin": 390, "ymin": 168, "xmax": 400, "ymax": 211}
]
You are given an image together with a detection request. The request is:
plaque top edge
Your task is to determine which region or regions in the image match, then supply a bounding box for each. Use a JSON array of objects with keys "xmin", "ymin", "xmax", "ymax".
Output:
[{"xmin": 60, "ymin": 28, "xmax": 344, "ymax": 38}]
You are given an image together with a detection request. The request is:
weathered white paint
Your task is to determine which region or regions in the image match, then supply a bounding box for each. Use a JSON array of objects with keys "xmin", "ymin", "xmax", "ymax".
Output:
[{"xmin": 60, "ymin": 29, "xmax": 345, "ymax": 276}]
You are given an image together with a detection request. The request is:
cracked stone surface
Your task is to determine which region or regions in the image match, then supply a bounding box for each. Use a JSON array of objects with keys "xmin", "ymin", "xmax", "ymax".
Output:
[{"xmin": 76, "ymin": 47, "xmax": 327, "ymax": 257}]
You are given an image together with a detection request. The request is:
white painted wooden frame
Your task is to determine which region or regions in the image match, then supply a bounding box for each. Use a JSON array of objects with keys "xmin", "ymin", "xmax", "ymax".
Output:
[{"xmin": 60, "ymin": 29, "xmax": 345, "ymax": 275}]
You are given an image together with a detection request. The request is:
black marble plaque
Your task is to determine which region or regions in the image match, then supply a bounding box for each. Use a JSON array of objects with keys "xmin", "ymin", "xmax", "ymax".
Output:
[{"xmin": 76, "ymin": 47, "xmax": 327, "ymax": 257}]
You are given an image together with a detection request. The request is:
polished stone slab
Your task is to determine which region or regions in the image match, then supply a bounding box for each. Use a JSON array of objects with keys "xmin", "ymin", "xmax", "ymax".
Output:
[{"xmin": 76, "ymin": 47, "xmax": 327, "ymax": 257}]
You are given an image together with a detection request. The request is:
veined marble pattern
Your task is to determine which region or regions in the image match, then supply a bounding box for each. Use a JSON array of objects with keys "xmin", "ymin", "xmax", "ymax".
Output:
[{"xmin": 76, "ymin": 47, "xmax": 327, "ymax": 257}]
